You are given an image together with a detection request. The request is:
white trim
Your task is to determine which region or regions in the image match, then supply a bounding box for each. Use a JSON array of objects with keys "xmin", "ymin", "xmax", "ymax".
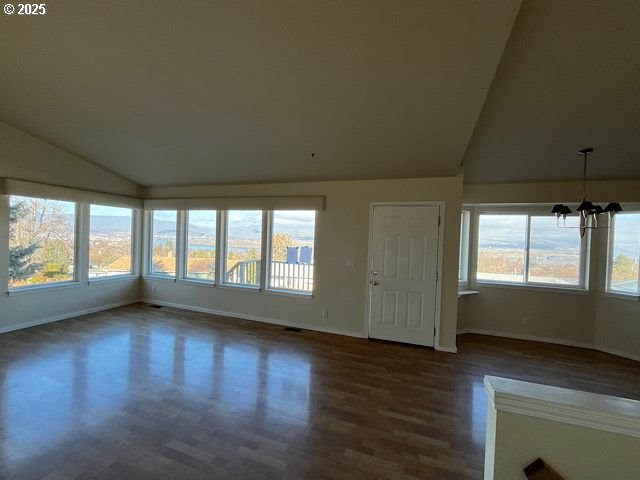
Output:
[
  {"xmin": 595, "ymin": 344, "xmax": 640, "ymax": 363},
  {"xmin": 143, "ymin": 274, "xmax": 176, "ymax": 283},
  {"xmin": 143, "ymin": 195, "xmax": 325, "ymax": 212},
  {"xmin": 457, "ymin": 290, "xmax": 479, "ymax": 298},
  {"xmin": 484, "ymin": 375, "xmax": 640, "ymax": 439},
  {"xmin": 176, "ymin": 210, "xmax": 187, "ymax": 281},
  {"xmin": 604, "ymin": 291, "xmax": 640, "ymax": 301},
  {"xmin": 217, "ymin": 283, "xmax": 260, "ymax": 292},
  {"xmin": 88, "ymin": 274, "xmax": 139, "ymax": 285},
  {"xmin": 140, "ymin": 299, "xmax": 365, "ymax": 338},
  {"xmin": 458, "ymin": 210, "xmax": 470, "ymax": 284},
  {"xmin": 265, "ymin": 288, "xmax": 313, "ymax": 299},
  {"xmin": 458, "ymin": 329, "xmax": 640, "ymax": 362},
  {"xmin": 0, "ymin": 300, "xmax": 137, "ymax": 335},
  {"xmin": 474, "ymin": 281, "xmax": 589, "ymax": 295},
  {"xmin": 7, "ymin": 281, "xmax": 82, "ymax": 296},
  {"xmin": 176, "ymin": 278, "xmax": 215, "ymax": 287},
  {"xmin": 364, "ymin": 201, "xmax": 445, "ymax": 348},
  {"xmin": 3, "ymin": 178, "xmax": 142, "ymax": 209},
  {"xmin": 457, "ymin": 328, "xmax": 594, "ymax": 350}
]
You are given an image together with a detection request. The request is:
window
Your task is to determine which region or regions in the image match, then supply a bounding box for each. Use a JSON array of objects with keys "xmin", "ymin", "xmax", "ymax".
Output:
[
  {"xmin": 224, "ymin": 210, "xmax": 262, "ymax": 287},
  {"xmin": 9, "ymin": 195, "xmax": 77, "ymax": 288},
  {"xmin": 477, "ymin": 214, "xmax": 527, "ymax": 283},
  {"xmin": 150, "ymin": 211, "xmax": 177, "ymax": 277},
  {"xmin": 185, "ymin": 210, "xmax": 217, "ymax": 282},
  {"xmin": 476, "ymin": 213, "xmax": 585, "ymax": 288},
  {"xmin": 607, "ymin": 212, "xmax": 640, "ymax": 295},
  {"xmin": 528, "ymin": 216, "xmax": 581, "ymax": 286},
  {"xmin": 89, "ymin": 205, "xmax": 134, "ymax": 278},
  {"xmin": 269, "ymin": 210, "xmax": 316, "ymax": 292},
  {"xmin": 458, "ymin": 210, "xmax": 470, "ymax": 286}
]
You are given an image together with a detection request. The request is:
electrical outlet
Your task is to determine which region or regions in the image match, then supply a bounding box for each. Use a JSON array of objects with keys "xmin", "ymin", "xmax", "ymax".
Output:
[
  {"xmin": 344, "ymin": 258, "xmax": 354, "ymax": 268},
  {"xmin": 321, "ymin": 309, "xmax": 329, "ymax": 318}
]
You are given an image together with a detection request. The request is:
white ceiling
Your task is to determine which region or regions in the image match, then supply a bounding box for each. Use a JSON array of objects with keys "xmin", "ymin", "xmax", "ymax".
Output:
[
  {"xmin": 1, "ymin": 1, "xmax": 638, "ymax": 187},
  {"xmin": 0, "ymin": 1, "xmax": 520, "ymax": 186},
  {"xmin": 463, "ymin": 0, "xmax": 640, "ymax": 183}
]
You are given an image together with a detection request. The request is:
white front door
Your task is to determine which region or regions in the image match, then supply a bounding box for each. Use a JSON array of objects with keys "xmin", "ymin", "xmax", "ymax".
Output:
[{"xmin": 368, "ymin": 205, "xmax": 440, "ymax": 347}]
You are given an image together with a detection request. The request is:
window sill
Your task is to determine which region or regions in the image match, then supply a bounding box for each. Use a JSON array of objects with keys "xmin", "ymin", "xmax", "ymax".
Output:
[
  {"xmin": 219, "ymin": 283, "xmax": 260, "ymax": 292},
  {"xmin": 266, "ymin": 288, "xmax": 313, "ymax": 299},
  {"xmin": 89, "ymin": 274, "xmax": 139, "ymax": 285},
  {"xmin": 178, "ymin": 278, "xmax": 216, "ymax": 287},
  {"xmin": 475, "ymin": 282, "xmax": 589, "ymax": 296},
  {"xmin": 143, "ymin": 275, "xmax": 177, "ymax": 283},
  {"xmin": 458, "ymin": 290, "xmax": 479, "ymax": 298},
  {"xmin": 604, "ymin": 291, "xmax": 640, "ymax": 302},
  {"xmin": 7, "ymin": 281, "xmax": 82, "ymax": 296}
]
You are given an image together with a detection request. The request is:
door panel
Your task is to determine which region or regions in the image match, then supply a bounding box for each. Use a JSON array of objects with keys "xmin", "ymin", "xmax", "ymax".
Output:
[{"xmin": 368, "ymin": 205, "xmax": 440, "ymax": 347}]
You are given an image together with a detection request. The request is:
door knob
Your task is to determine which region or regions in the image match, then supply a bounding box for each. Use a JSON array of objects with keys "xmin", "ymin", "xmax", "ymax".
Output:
[
  {"xmin": 370, "ymin": 281, "xmax": 379, "ymax": 286},
  {"xmin": 371, "ymin": 270, "xmax": 379, "ymax": 276}
]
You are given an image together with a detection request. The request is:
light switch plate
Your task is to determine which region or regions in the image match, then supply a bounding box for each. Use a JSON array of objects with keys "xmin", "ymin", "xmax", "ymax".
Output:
[{"xmin": 344, "ymin": 258, "xmax": 354, "ymax": 268}]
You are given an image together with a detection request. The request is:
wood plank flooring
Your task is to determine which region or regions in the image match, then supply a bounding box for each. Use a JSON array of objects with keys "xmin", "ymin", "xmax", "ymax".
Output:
[{"xmin": 0, "ymin": 303, "xmax": 638, "ymax": 479}]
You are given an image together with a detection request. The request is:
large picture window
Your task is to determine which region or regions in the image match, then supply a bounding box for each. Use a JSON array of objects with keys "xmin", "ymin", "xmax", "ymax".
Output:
[
  {"xmin": 268, "ymin": 210, "xmax": 316, "ymax": 292},
  {"xmin": 607, "ymin": 212, "xmax": 640, "ymax": 295},
  {"xmin": 185, "ymin": 210, "xmax": 217, "ymax": 282},
  {"xmin": 477, "ymin": 213, "xmax": 585, "ymax": 288},
  {"xmin": 150, "ymin": 211, "xmax": 178, "ymax": 277},
  {"xmin": 477, "ymin": 214, "xmax": 527, "ymax": 283},
  {"xmin": 89, "ymin": 205, "xmax": 134, "ymax": 278},
  {"xmin": 224, "ymin": 210, "xmax": 262, "ymax": 287},
  {"xmin": 9, "ymin": 195, "xmax": 77, "ymax": 288},
  {"xmin": 528, "ymin": 216, "xmax": 581, "ymax": 286}
]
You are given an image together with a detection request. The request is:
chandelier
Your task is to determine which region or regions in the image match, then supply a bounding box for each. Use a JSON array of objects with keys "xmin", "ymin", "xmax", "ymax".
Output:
[{"xmin": 551, "ymin": 148, "xmax": 622, "ymax": 237}]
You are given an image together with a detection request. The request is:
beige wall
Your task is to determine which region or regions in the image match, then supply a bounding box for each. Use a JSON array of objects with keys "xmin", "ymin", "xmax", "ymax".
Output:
[
  {"xmin": 459, "ymin": 181, "xmax": 640, "ymax": 361},
  {"xmin": 143, "ymin": 175, "xmax": 463, "ymax": 350},
  {"xmin": 489, "ymin": 411, "xmax": 640, "ymax": 480},
  {"xmin": 0, "ymin": 125, "xmax": 142, "ymax": 330}
]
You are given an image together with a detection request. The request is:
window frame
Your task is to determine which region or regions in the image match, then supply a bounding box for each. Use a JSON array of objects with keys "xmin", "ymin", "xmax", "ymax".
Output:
[
  {"xmin": 87, "ymin": 204, "xmax": 137, "ymax": 282},
  {"xmin": 474, "ymin": 210, "xmax": 590, "ymax": 292},
  {"xmin": 458, "ymin": 210, "xmax": 470, "ymax": 288},
  {"xmin": 265, "ymin": 210, "xmax": 316, "ymax": 296},
  {"xmin": 146, "ymin": 210, "xmax": 179, "ymax": 280},
  {"xmin": 7, "ymin": 196, "xmax": 82, "ymax": 292},
  {"xmin": 181, "ymin": 209, "xmax": 218, "ymax": 285},
  {"xmin": 220, "ymin": 209, "xmax": 265, "ymax": 290},
  {"xmin": 605, "ymin": 211, "xmax": 640, "ymax": 299}
]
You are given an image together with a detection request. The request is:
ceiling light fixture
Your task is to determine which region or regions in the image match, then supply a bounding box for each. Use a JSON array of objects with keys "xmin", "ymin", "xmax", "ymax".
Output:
[{"xmin": 551, "ymin": 148, "xmax": 622, "ymax": 238}]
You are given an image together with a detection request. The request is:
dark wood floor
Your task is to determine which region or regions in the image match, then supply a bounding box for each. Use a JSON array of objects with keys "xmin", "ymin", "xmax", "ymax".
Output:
[{"xmin": 0, "ymin": 304, "xmax": 638, "ymax": 479}]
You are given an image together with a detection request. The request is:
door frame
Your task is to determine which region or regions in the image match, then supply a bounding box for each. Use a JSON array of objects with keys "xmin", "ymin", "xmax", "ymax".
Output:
[{"xmin": 363, "ymin": 201, "xmax": 445, "ymax": 349}]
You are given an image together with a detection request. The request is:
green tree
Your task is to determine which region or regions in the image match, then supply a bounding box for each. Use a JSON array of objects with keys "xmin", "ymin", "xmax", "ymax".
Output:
[{"xmin": 8, "ymin": 202, "xmax": 40, "ymax": 282}]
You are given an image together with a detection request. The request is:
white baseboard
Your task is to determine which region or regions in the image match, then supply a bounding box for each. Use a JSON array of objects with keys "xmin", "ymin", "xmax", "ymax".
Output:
[
  {"xmin": 141, "ymin": 298, "xmax": 366, "ymax": 339},
  {"xmin": 456, "ymin": 328, "xmax": 594, "ymax": 350},
  {"xmin": 457, "ymin": 328, "xmax": 640, "ymax": 362},
  {"xmin": 435, "ymin": 345, "xmax": 458, "ymax": 354},
  {"xmin": 0, "ymin": 300, "xmax": 138, "ymax": 335},
  {"xmin": 595, "ymin": 344, "xmax": 640, "ymax": 363}
]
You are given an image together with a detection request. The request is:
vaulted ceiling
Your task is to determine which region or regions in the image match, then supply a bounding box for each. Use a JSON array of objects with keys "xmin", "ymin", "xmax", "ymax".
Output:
[
  {"xmin": 463, "ymin": 0, "xmax": 640, "ymax": 184},
  {"xmin": 1, "ymin": 1, "xmax": 638, "ymax": 187}
]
